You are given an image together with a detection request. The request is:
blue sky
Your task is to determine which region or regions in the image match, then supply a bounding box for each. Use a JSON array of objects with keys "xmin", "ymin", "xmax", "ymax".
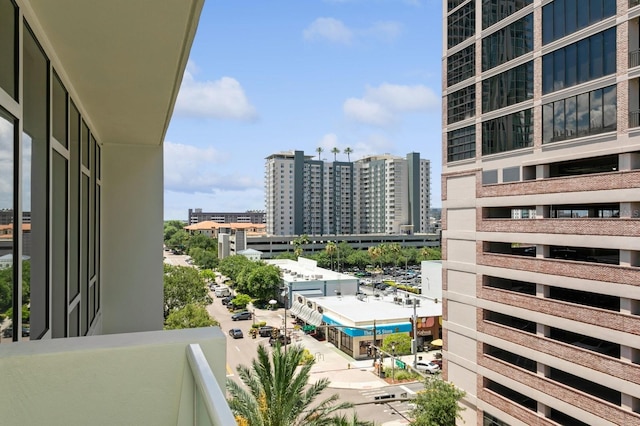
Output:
[{"xmin": 164, "ymin": 0, "xmax": 443, "ymax": 220}]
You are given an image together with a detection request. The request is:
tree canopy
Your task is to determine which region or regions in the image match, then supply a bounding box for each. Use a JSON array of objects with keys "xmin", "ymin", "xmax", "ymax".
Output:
[
  {"xmin": 164, "ymin": 303, "xmax": 218, "ymax": 329},
  {"xmin": 409, "ymin": 376, "xmax": 466, "ymax": 426},
  {"xmin": 163, "ymin": 264, "xmax": 212, "ymax": 320},
  {"xmin": 381, "ymin": 332, "xmax": 412, "ymax": 356}
]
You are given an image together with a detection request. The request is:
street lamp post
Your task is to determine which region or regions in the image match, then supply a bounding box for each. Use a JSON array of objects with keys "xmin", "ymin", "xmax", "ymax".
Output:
[
  {"xmin": 281, "ymin": 288, "xmax": 288, "ymax": 355},
  {"xmin": 391, "ymin": 344, "xmax": 396, "ymax": 383}
]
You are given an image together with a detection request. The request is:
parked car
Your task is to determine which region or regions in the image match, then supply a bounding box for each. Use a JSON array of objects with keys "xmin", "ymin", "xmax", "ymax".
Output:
[
  {"xmin": 269, "ymin": 334, "xmax": 292, "ymax": 346},
  {"xmin": 221, "ymin": 296, "xmax": 233, "ymax": 305},
  {"xmin": 2, "ymin": 326, "xmax": 29, "ymax": 338},
  {"xmin": 231, "ymin": 311, "xmax": 252, "ymax": 321},
  {"xmin": 415, "ymin": 361, "xmax": 440, "ymax": 374},
  {"xmin": 228, "ymin": 328, "xmax": 243, "ymax": 339},
  {"xmin": 258, "ymin": 325, "xmax": 276, "ymax": 337}
]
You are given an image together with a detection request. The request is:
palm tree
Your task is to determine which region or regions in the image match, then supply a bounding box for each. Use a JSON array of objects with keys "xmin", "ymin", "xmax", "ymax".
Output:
[
  {"xmin": 331, "ymin": 147, "xmax": 340, "ymax": 161},
  {"xmin": 227, "ymin": 344, "xmax": 360, "ymax": 426},
  {"xmin": 325, "ymin": 241, "xmax": 337, "ymax": 270},
  {"xmin": 316, "ymin": 147, "xmax": 324, "ymax": 161},
  {"xmin": 344, "ymin": 147, "xmax": 353, "ymax": 162}
]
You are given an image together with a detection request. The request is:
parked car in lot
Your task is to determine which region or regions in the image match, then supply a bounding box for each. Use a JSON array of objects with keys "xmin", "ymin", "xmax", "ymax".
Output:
[
  {"xmin": 415, "ymin": 361, "xmax": 440, "ymax": 374},
  {"xmin": 228, "ymin": 328, "xmax": 243, "ymax": 339},
  {"xmin": 2, "ymin": 326, "xmax": 30, "ymax": 338},
  {"xmin": 221, "ymin": 296, "xmax": 233, "ymax": 305},
  {"xmin": 269, "ymin": 334, "xmax": 291, "ymax": 346},
  {"xmin": 231, "ymin": 311, "xmax": 252, "ymax": 321},
  {"xmin": 258, "ymin": 325, "xmax": 276, "ymax": 337}
]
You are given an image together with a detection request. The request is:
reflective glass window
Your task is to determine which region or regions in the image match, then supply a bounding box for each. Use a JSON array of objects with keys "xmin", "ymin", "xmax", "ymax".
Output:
[
  {"xmin": 590, "ymin": 32, "xmax": 603, "ymax": 79},
  {"xmin": 603, "ymin": 29, "xmax": 616, "ymax": 76},
  {"xmin": 554, "ymin": 100, "xmax": 565, "ymax": 141},
  {"xmin": 543, "ymin": 85, "xmax": 616, "ymax": 143},
  {"xmin": 603, "ymin": 85, "xmax": 617, "ymax": 130},
  {"xmin": 482, "ymin": 0, "xmax": 532, "ymax": 29},
  {"xmin": 577, "ymin": 93, "xmax": 590, "ymax": 136},
  {"xmin": 447, "ymin": 125, "xmax": 476, "ymax": 162},
  {"xmin": 542, "ymin": 28, "xmax": 615, "ymax": 94},
  {"xmin": 590, "ymin": 89, "xmax": 603, "ymax": 131},
  {"xmin": 0, "ymin": 0, "xmax": 17, "ymax": 100},
  {"xmin": 482, "ymin": 61, "xmax": 533, "ymax": 113},
  {"xmin": 482, "ymin": 108, "xmax": 533, "ymax": 155},
  {"xmin": 52, "ymin": 72, "xmax": 68, "ymax": 148},
  {"xmin": 448, "ymin": 2, "xmax": 475, "ymax": 48},
  {"xmin": 482, "ymin": 14, "xmax": 533, "ymax": 71},
  {"xmin": 543, "ymin": 0, "xmax": 615, "ymax": 44},
  {"xmin": 447, "ymin": 45, "xmax": 475, "ymax": 86},
  {"xmin": 23, "ymin": 24, "xmax": 49, "ymax": 338},
  {"xmin": 543, "ymin": 103, "xmax": 554, "ymax": 143},
  {"xmin": 447, "ymin": 85, "xmax": 475, "ymax": 124},
  {"xmin": 565, "ymin": 97, "xmax": 577, "ymax": 138},
  {"xmin": 0, "ymin": 108, "xmax": 15, "ymax": 342}
]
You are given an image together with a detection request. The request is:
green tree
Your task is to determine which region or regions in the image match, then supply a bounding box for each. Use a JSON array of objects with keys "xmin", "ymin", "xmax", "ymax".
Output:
[
  {"xmin": 292, "ymin": 234, "xmax": 310, "ymax": 258},
  {"xmin": 186, "ymin": 233, "xmax": 217, "ymax": 251},
  {"xmin": 381, "ymin": 332, "xmax": 412, "ymax": 356},
  {"xmin": 189, "ymin": 247, "xmax": 218, "ymax": 269},
  {"xmin": 163, "ymin": 264, "xmax": 212, "ymax": 319},
  {"xmin": 331, "ymin": 147, "xmax": 340, "ymax": 161},
  {"xmin": 218, "ymin": 255, "xmax": 254, "ymax": 282},
  {"xmin": 227, "ymin": 344, "xmax": 364, "ymax": 426},
  {"xmin": 316, "ymin": 146, "xmax": 324, "ymax": 161},
  {"xmin": 163, "ymin": 220, "xmax": 185, "ymax": 242},
  {"xmin": 346, "ymin": 250, "xmax": 370, "ymax": 269},
  {"xmin": 164, "ymin": 303, "xmax": 218, "ymax": 329},
  {"xmin": 200, "ymin": 269, "xmax": 216, "ymax": 284},
  {"xmin": 247, "ymin": 264, "xmax": 282, "ymax": 302},
  {"xmin": 231, "ymin": 293, "xmax": 253, "ymax": 310},
  {"xmin": 343, "ymin": 147, "xmax": 353, "ymax": 162},
  {"xmin": 325, "ymin": 241, "xmax": 337, "ymax": 270},
  {"xmin": 421, "ymin": 247, "xmax": 441, "ymax": 261},
  {"xmin": 410, "ymin": 376, "xmax": 466, "ymax": 426},
  {"xmin": 167, "ymin": 229, "xmax": 189, "ymax": 254}
]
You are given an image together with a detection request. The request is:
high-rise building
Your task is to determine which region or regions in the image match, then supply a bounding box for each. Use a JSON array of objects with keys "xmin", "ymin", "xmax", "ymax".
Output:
[
  {"xmin": 443, "ymin": 1, "xmax": 640, "ymax": 425},
  {"xmin": 187, "ymin": 208, "xmax": 266, "ymax": 225},
  {"xmin": 265, "ymin": 150, "xmax": 430, "ymax": 236}
]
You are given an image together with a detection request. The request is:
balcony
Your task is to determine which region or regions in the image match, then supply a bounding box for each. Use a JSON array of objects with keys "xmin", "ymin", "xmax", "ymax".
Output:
[
  {"xmin": 0, "ymin": 327, "xmax": 233, "ymax": 425},
  {"xmin": 630, "ymin": 50, "xmax": 640, "ymax": 69}
]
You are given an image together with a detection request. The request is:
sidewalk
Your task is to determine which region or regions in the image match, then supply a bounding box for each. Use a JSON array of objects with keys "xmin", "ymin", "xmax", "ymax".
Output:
[{"xmin": 253, "ymin": 305, "xmax": 388, "ymax": 390}]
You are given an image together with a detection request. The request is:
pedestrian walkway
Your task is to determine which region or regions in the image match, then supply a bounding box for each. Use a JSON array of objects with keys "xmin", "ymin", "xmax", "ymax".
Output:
[{"xmin": 253, "ymin": 305, "xmax": 388, "ymax": 390}]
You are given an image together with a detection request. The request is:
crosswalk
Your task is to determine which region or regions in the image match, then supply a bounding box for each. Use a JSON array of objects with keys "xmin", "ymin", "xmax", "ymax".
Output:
[{"xmin": 358, "ymin": 388, "xmax": 413, "ymax": 419}]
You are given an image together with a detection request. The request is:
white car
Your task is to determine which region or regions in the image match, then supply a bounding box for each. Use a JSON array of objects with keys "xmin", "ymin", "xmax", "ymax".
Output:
[{"xmin": 415, "ymin": 361, "xmax": 440, "ymax": 374}]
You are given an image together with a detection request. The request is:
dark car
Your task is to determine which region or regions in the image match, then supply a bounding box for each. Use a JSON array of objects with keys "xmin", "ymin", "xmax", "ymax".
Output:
[
  {"xmin": 269, "ymin": 334, "xmax": 292, "ymax": 346},
  {"xmin": 2, "ymin": 326, "xmax": 29, "ymax": 338},
  {"xmin": 228, "ymin": 328, "xmax": 243, "ymax": 339},
  {"xmin": 221, "ymin": 296, "xmax": 233, "ymax": 305},
  {"xmin": 231, "ymin": 311, "xmax": 252, "ymax": 321},
  {"xmin": 258, "ymin": 326, "xmax": 276, "ymax": 337}
]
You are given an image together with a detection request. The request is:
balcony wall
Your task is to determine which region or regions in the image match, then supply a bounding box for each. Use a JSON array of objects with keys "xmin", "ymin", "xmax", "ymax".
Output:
[
  {"xmin": 479, "ymin": 218, "xmax": 640, "ymax": 237},
  {"xmin": 478, "ymin": 252, "xmax": 640, "ymax": 286},
  {"xmin": 479, "ymin": 170, "xmax": 640, "ymax": 198},
  {"xmin": 0, "ymin": 327, "xmax": 231, "ymax": 426}
]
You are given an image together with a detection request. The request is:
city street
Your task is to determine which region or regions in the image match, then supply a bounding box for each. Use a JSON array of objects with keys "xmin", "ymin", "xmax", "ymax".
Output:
[{"xmin": 163, "ymin": 250, "xmax": 424, "ymax": 425}]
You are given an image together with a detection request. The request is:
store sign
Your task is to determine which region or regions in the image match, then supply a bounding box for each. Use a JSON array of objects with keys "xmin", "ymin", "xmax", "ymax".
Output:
[{"xmin": 415, "ymin": 316, "xmax": 438, "ymax": 337}]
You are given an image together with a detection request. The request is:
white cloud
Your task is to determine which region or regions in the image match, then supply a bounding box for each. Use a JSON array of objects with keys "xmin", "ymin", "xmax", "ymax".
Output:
[
  {"xmin": 164, "ymin": 142, "xmax": 262, "ymax": 194},
  {"xmin": 365, "ymin": 21, "xmax": 403, "ymax": 42},
  {"xmin": 318, "ymin": 133, "xmax": 339, "ymax": 150},
  {"xmin": 303, "ymin": 18, "xmax": 353, "ymax": 44},
  {"xmin": 174, "ymin": 64, "xmax": 258, "ymax": 121},
  {"xmin": 343, "ymin": 83, "xmax": 439, "ymax": 126},
  {"xmin": 343, "ymin": 98, "xmax": 395, "ymax": 126},
  {"xmin": 351, "ymin": 134, "xmax": 395, "ymax": 159}
]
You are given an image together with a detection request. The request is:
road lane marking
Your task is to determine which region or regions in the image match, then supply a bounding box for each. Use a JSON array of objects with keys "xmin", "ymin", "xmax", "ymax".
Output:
[
  {"xmin": 226, "ymin": 364, "xmax": 234, "ymax": 377},
  {"xmin": 400, "ymin": 385, "xmax": 416, "ymax": 395}
]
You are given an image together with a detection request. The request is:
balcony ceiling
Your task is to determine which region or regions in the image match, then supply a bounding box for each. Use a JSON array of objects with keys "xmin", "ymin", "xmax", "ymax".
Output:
[{"xmin": 28, "ymin": 0, "xmax": 204, "ymax": 146}]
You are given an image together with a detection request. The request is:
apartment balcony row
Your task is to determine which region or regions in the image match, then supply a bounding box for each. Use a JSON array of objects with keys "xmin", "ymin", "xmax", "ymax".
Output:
[
  {"xmin": 479, "ymin": 217, "xmax": 640, "ymax": 237},
  {"xmin": 0, "ymin": 327, "xmax": 233, "ymax": 425}
]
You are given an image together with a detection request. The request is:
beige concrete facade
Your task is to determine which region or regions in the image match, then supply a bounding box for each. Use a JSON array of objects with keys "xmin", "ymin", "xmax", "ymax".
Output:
[{"xmin": 443, "ymin": 1, "xmax": 640, "ymax": 425}]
